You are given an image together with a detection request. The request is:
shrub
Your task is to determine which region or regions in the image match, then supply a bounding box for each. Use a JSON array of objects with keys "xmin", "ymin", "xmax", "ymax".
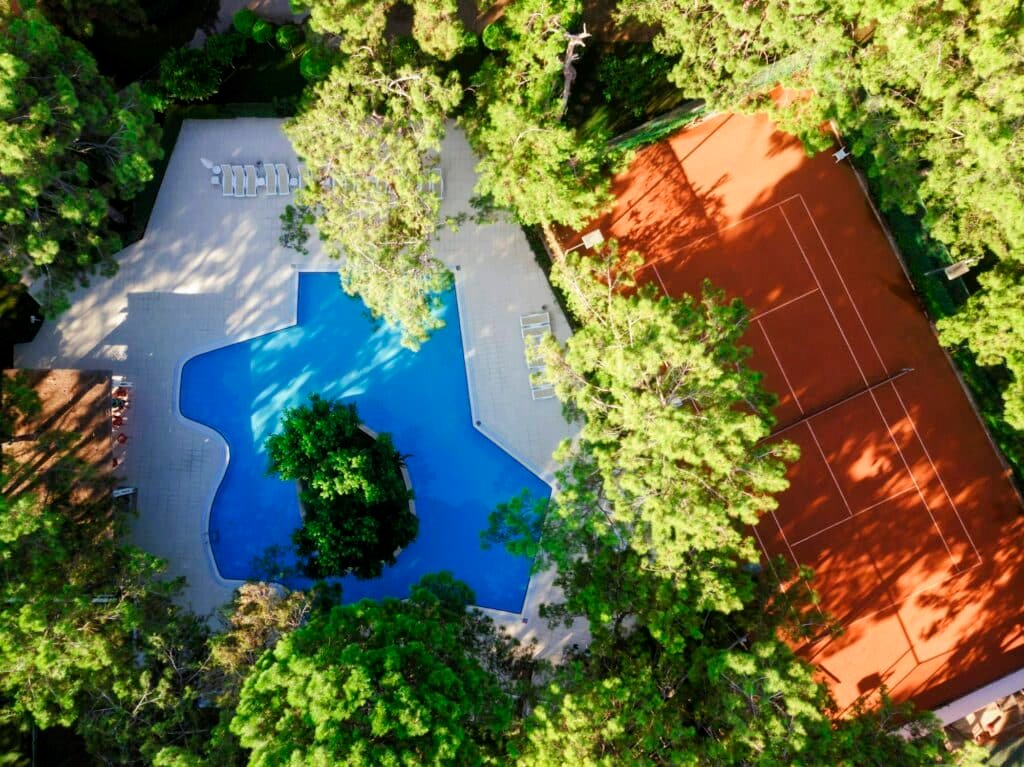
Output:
[
  {"xmin": 266, "ymin": 394, "xmax": 417, "ymax": 579},
  {"xmin": 232, "ymin": 8, "xmax": 257, "ymax": 35},
  {"xmin": 251, "ymin": 18, "xmax": 274, "ymax": 45},
  {"xmin": 275, "ymin": 24, "xmax": 303, "ymax": 50},
  {"xmin": 299, "ymin": 47, "xmax": 332, "ymax": 81},
  {"xmin": 482, "ymin": 21, "xmax": 507, "ymax": 51}
]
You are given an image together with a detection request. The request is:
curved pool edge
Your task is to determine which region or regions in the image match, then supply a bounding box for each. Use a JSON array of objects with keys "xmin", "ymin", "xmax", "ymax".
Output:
[{"xmin": 174, "ymin": 267, "xmax": 553, "ymax": 617}]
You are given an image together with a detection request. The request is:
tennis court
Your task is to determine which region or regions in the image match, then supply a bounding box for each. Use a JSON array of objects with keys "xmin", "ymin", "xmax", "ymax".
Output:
[{"xmin": 561, "ymin": 112, "xmax": 1024, "ymax": 712}]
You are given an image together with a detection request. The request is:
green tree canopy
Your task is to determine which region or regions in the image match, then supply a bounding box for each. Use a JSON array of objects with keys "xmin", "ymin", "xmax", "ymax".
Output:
[
  {"xmin": 230, "ymin": 573, "xmax": 534, "ymax": 766},
  {"xmin": 282, "ymin": 43, "xmax": 460, "ymax": 349},
  {"xmin": 0, "ymin": 9, "xmax": 161, "ymax": 314},
  {"xmin": 266, "ymin": 393, "xmax": 417, "ymax": 579},
  {"xmin": 463, "ymin": 0, "xmax": 612, "ymax": 227},
  {"xmin": 495, "ymin": 243, "xmax": 797, "ymax": 631},
  {"xmin": 305, "ymin": 0, "xmax": 470, "ymax": 60}
]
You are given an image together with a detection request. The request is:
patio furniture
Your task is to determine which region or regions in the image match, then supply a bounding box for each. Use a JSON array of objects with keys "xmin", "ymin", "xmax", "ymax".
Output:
[
  {"xmin": 520, "ymin": 312, "xmax": 555, "ymax": 400},
  {"xmin": 265, "ymin": 164, "xmax": 278, "ymax": 196},
  {"xmin": 275, "ymin": 164, "xmax": 290, "ymax": 196},
  {"xmin": 210, "ymin": 174, "xmax": 221, "ymax": 187},
  {"xmin": 244, "ymin": 165, "xmax": 258, "ymax": 197},
  {"xmin": 232, "ymin": 166, "xmax": 245, "ymax": 198},
  {"xmin": 288, "ymin": 166, "xmax": 301, "ymax": 190},
  {"xmin": 221, "ymin": 164, "xmax": 235, "ymax": 197}
]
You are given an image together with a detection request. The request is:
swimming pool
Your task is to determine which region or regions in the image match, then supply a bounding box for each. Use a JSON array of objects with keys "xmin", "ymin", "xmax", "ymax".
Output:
[{"xmin": 179, "ymin": 272, "xmax": 548, "ymax": 612}]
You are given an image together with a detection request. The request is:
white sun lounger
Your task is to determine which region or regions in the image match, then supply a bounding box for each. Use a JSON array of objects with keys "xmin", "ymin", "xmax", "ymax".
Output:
[
  {"xmin": 275, "ymin": 164, "xmax": 290, "ymax": 196},
  {"xmin": 520, "ymin": 312, "xmax": 555, "ymax": 399},
  {"xmin": 232, "ymin": 166, "xmax": 245, "ymax": 198},
  {"xmin": 264, "ymin": 164, "xmax": 278, "ymax": 196},
  {"xmin": 221, "ymin": 164, "xmax": 234, "ymax": 197},
  {"xmin": 244, "ymin": 165, "xmax": 258, "ymax": 197}
]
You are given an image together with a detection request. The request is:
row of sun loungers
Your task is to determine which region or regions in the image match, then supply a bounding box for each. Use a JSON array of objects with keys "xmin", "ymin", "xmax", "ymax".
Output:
[
  {"xmin": 214, "ymin": 163, "xmax": 300, "ymax": 198},
  {"xmin": 521, "ymin": 311, "xmax": 555, "ymax": 400}
]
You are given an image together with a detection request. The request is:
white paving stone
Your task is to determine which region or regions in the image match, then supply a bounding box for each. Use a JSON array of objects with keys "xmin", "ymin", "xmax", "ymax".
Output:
[{"xmin": 15, "ymin": 118, "xmax": 588, "ymax": 656}]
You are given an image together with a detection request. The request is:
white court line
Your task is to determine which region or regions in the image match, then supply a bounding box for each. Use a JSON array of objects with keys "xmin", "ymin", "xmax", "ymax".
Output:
[
  {"xmin": 778, "ymin": 204, "xmax": 961, "ymax": 572},
  {"xmin": 794, "ymin": 195, "xmax": 982, "ymax": 565},
  {"xmin": 843, "ymin": 558, "xmax": 985, "ymax": 628},
  {"xmin": 750, "ymin": 287, "xmax": 819, "ymax": 323},
  {"xmin": 646, "ymin": 197, "xmax": 801, "ymax": 298},
  {"xmin": 648, "ymin": 262, "xmax": 670, "ymax": 295},
  {"xmin": 789, "ymin": 486, "xmax": 918, "ymax": 548},
  {"xmin": 804, "ymin": 422, "xmax": 855, "ymax": 517},
  {"xmin": 756, "ymin": 320, "xmax": 804, "ymax": 413}
]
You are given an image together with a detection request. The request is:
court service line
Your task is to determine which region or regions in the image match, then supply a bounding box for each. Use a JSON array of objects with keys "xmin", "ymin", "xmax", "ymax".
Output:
[
  {"xmin": 756, "ymin": 320, "xmax": 805, "ymax": 413},
  {"xmin": 779, "ymin": 204, "xmax": 961, "ymax": 572},
  {"xmin": 648, "ymin": 263, "xmax": 670, "ymax": 295},
  {"xmin": 795, "ymin": 195, "xmax": 982, "ymax": 564},
  {"xmin": 787, "ymin": 486, "xmax": 918, "ymax": 548},
  {"xmin": 749, "ymin": 287, "xmax": 819, "ymax": 324}
]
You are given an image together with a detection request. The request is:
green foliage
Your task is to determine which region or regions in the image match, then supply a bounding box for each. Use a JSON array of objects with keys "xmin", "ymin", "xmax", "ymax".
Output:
[
  {"xmin": 534, "ymin": 243, "xmax": 796, "ymax": 625},
  {"xmin": 0, "ymin": 10, "xmax": 162, "ymax": 315},
  {"xmin": 463, "ymin": 0, "xmax": 613, "ymax": 227},
  {"xmin": 250, "ymin": 18, "xmax": 274, "ymax": 45},
  {"xmin": 939, "ymin": 265, "xmax": 1024, "ymax": 431},
  {"xmin": 158, "ymin": 47, "xmax": 223, "ymax": 102},
  {"xmin": 596, "ymin": 45, "xmax": 676, "ymax": 118},
  {"xmin": 232, "ymin": 8, "xmax": 257, "ymax": 36},
  {"xmin": 266, "ymin": 394, "xmax": 417, "ymax": 579},
  {"xmin": 275, "ymin": 23, "xmax": 303, "ymax": 50},
  {"xmin": 298, "ymin": 45, "xmax": 332, "ymax": 80},
  {"xmin": 230, "ymin": 573, "xmax": 534, "ymax": 766},
  {"xmin": 283, "ymin": 44, "xmax": 460, "ymax": 349},
  {"xmin": 305, "ymin": 0, "xmax": 471, "ymax": 59}
]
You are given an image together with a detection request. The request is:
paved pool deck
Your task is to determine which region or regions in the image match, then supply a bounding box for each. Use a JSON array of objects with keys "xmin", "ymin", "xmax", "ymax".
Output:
[{"xmin": 14, "ymin": 118, "xmax": 588, "ymax": 658}]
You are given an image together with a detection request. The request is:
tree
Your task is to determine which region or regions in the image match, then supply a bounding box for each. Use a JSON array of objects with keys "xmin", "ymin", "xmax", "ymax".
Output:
[
  {"xmin": 266, "ymin": 394, "xmax": 417, "ymax": 579},
  {"xmin": 305, "ymin": 0, "xmax": 471, "ymax": 59},
  {"xmin": 939, "ymin": 265, "xmax": 1024, "ymax": 430},
  {"xmin": 502, "ymin": 243, "xmax": 796, "ymax": 629},
  {"xmin": 282, "ymin": 43, "xmax": 460, "ymax": 349},
  {"xmin": 0, "ymin": 10, "xmax": 162, "ymax": 315},
  {"xmin": 230, "ymin": 573, "xmax": 534, "ymax": 766},
  {"xmin": 37, "ymin": 0, "xmax": 147, "ymax": 38},
  {"xmin": 463, "ymin": 0, "xmax": 612, "ymax": 227}
]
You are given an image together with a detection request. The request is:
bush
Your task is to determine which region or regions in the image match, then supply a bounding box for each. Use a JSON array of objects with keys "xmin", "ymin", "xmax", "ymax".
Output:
[
  {"xmin": 266, "ymin": 394, "xmax": 417, "ymax": 579},
  {"xmin": 275, "ymin": 24, "xmax": 303, "ymax": 50},
  {"xmin": 299, "ymin": 46, "xmax": 332, "ymax": 81},
  {"xmin": 157, "ymin": 46, "xmax": 221, "ymax": 102},
  {"xmin": 232, "ymin": 8, "xmax": 257, "ymax": 35},
  {"xmin": 481, "ymin": 21, "xmax": 507, "ymax": 51},
  {"xmin": 251, "ymin": 18, "xmax": 274, "ymax": 45}
]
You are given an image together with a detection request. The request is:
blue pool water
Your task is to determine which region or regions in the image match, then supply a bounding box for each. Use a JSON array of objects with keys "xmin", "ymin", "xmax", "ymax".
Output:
[{"xmin": 180, "ymin": 272, "xmax": 548, "ymax": 612}]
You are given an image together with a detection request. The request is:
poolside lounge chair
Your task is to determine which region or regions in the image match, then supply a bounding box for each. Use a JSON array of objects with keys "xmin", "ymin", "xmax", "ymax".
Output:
[
  {"xmin": 265, "ymin": 164, "xmax": 278, "ymax": 196},
  {"xmin": 275, "ymin": 164, "xmax": 290, "ymax": 196},
  {"xmin": 520, "ymin": 312, "xmax": 555, "ymax": 399},
  {"xmin": 288, "ymin": 166, "xmax": 301, "ymax": 190},
  {"xmin": 232, "ymin": 166, "xmax": 245, "ymax": 198},
  {"xmin": 244, "ymin": 165, "xmax": 258, "ymax": 197},
  {"xmin": 221, "ymin": 164, "xmax": 235, "ymax": 197}
]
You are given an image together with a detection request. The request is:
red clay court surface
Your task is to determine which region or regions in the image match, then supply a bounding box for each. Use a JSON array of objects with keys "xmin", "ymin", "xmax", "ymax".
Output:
[{"xmin": 561, "ymin": 112, "xmax": 1024, "ymax": 712}]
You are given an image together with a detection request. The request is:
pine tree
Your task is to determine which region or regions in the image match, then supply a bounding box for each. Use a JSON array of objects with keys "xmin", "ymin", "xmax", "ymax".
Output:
[{"xmin": 282, "ymin": 43, "xmax": 461, "ymax": 349}]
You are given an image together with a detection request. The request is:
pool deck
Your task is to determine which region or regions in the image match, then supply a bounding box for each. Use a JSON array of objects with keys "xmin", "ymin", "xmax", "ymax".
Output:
[{"xmin": 14, "ymin": 118, "xmax": 587, "ymax": 657}]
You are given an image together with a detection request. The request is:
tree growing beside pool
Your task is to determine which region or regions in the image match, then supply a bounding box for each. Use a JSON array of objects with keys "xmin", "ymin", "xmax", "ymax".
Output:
[{"xmin": 266, "ymin": 394, "xmax": 417, "ymax": 579}]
